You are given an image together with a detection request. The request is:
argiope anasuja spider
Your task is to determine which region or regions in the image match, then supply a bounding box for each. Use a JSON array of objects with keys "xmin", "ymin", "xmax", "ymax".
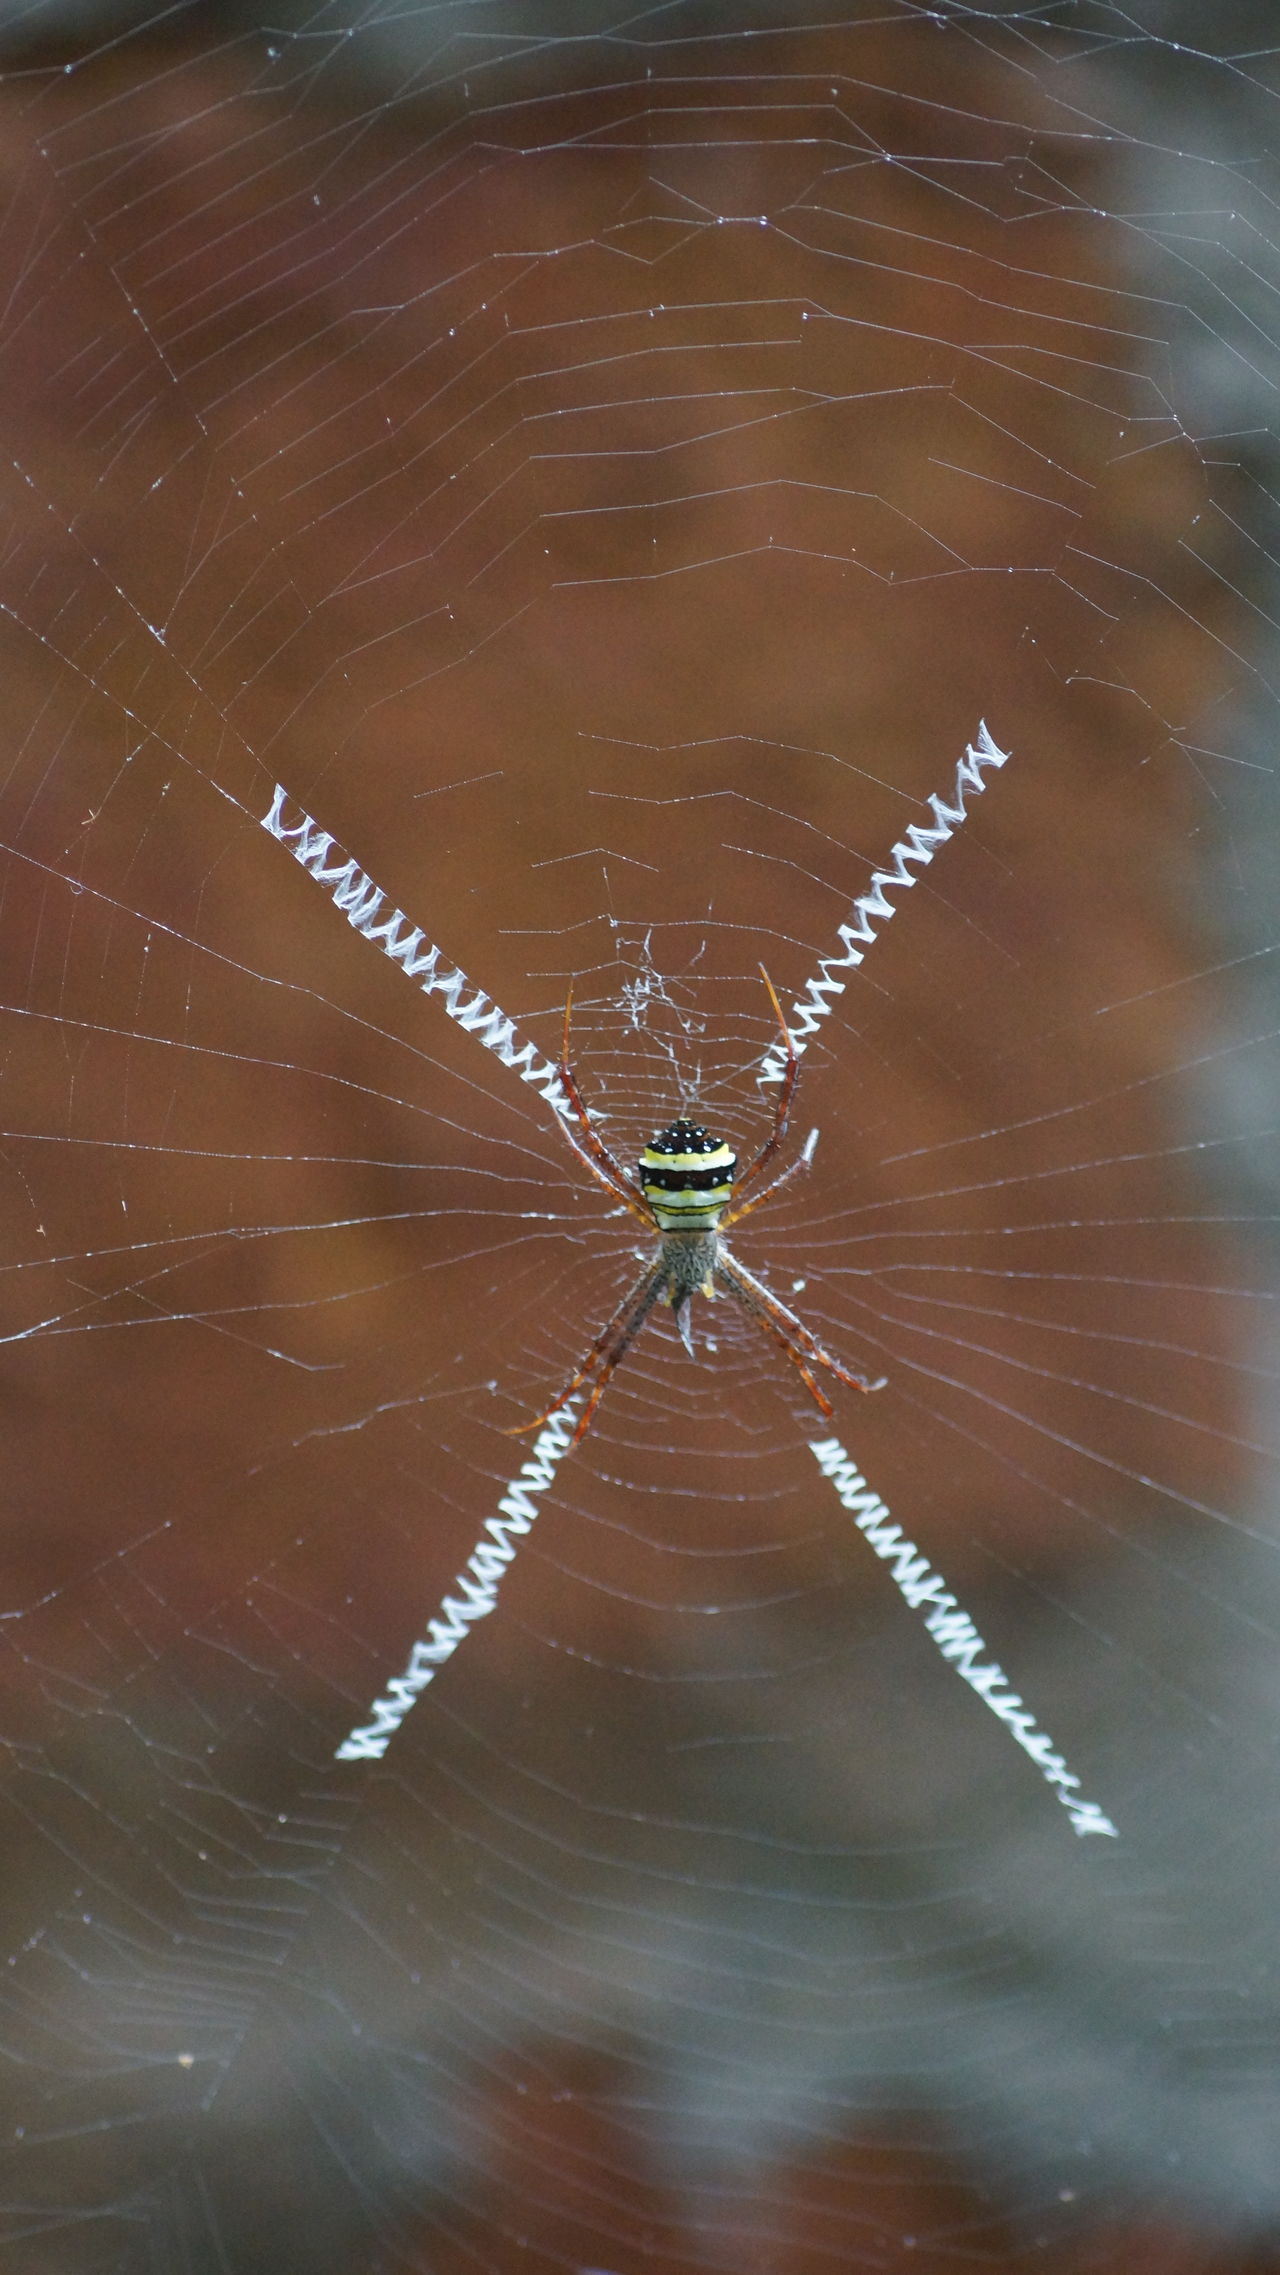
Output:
[
  {"xmin": 274, "ymin": 744, "xmax": 1112, "ymax": 1828},
  {"xmin": 513, "ymin": 968, "xmax": 887, "ymax": 1445}
]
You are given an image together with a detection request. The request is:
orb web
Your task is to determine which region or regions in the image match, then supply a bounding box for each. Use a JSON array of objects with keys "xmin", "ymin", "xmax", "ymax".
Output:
[{"xmin": 0, "ymin": 7, "xmax": 1276, "ymax": 2270}]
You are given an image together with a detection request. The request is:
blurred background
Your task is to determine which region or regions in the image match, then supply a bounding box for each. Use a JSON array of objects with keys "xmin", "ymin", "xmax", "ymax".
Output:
[{"xmin": 0, "ymin": 2, "xmax": 1278, "ymax": 2269}]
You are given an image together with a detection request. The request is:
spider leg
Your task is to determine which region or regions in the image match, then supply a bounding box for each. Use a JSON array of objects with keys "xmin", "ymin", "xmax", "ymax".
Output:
[
  {"xmin": 714, "ymin": 1250, "xmax": 886, "ymax": 1413},
  {"xmin": 552, "ymin": 982, "xmax": 655, "ymax": 1227},
  {"xmin": 507, "ymin": 1252, "xmax": 669, "ymax": 1446},
  {"xmin": 730, "ymin": 966, "xmax": 800, "ymax": 1206},
  {"xmin": 722, "ymin": 1128, "xmax": 817, "ymax": 1230}
]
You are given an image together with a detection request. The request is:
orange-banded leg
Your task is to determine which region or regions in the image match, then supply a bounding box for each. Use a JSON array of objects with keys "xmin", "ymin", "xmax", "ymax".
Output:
[
  {"xmin": 551, "ymin": 983, "xmax": 655, "ymax": 1227},
  {"xmin": 507, "ymin": 1253, "xmax": 670, "ymax": 1446},
  {"xmin": 722, "ymin": 1128, "xmax": 817, "ymax": 1231},
  {"xmin": 714, "ymin": 1251, "xmax": 886, "ymax": 1417},
  {"xmin": 727, "ymin": 966, "xmax": 801, "ymax": 1209}
]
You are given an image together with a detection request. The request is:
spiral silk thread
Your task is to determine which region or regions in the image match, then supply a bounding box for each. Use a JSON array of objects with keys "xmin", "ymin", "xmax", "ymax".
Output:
[
  {"xmin": 810, "ymin": 1437, "xmax": 1117, "ymax": 1838},
  {"xmin": 759, "ymin": 722, "xmax": 1010, "ymax": 1085},
  {"xmin": 335, "ymin": 1407, "xmax": 579, "ymax": 1759},
  {"xmin": 261, "ymin": 784, "xmax": 570, "ymax": 1118}
]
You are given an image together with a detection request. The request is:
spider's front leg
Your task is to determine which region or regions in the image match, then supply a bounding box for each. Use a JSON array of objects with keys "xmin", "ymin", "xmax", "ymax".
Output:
[
  {"xmin": 728, "ymin": 966, "xmax": 802, "ymax": 1208},
  {"xmin": 723, "ymin": 1127, "xmax": 819, "ymax": 1230},
  {"xmin": 552, "ymin": 982, "xmax": 654, "ymax": 1227}
]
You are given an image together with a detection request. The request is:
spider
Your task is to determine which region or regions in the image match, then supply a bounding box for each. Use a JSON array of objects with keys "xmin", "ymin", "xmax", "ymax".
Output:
[{"xmin": 512, "ymin": 968, "xmax": 887, "ymax": 1446}]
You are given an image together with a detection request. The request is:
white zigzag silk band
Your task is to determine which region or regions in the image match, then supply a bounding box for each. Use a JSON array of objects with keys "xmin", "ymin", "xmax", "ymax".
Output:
[
  {"xmin": 811, "ymin": 1437, "xmax": 1117, "ymax": 1838},
  {"xmin": 759, "ymin": 722, "xmax": 1010, "ymax": 1085},
  {"xmin": 262, "ymin": 742, "xmax": 1040, "ymax": 1794},
  {"xmin": 336, "ymin": 1406, "xmax": 579, "ymax": 1759},
  {"xmin": 262, "ymin": 784, "xmax": 570, "ymax": 1118}
]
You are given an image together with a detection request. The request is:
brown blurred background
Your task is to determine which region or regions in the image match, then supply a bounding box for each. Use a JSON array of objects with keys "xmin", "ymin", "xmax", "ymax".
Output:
[{"xmin": 0, "ymin": 4, "xmax": 1277, "ymax": 2270}]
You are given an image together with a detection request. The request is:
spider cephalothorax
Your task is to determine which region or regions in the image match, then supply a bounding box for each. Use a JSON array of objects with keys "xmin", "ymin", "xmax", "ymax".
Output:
[{"xmin": 512, "ymin": 971, "xmax": 886, "ymax": 1446}]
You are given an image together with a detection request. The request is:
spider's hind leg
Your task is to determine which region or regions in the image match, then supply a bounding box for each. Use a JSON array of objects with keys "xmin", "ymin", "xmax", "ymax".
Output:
[
  {"xmin": 713, "ymin": 1251, "xmax": 885, "ymax": 1415},
  {"xmin": 507, "ymin": 1252, "xmax": 670, "ymax": 1445}
]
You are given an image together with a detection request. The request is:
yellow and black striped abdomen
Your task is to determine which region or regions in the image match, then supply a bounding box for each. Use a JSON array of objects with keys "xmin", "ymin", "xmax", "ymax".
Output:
[{"xmin": 638, "ymin": 1118, "xmax": 737, "ymax": 1232}]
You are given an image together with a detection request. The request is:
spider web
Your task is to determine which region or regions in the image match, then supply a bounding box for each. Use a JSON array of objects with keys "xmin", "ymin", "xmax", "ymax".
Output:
[{"xmin": 0, "ymin": 4, "xmax": 1277, "ymax": 2269}]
